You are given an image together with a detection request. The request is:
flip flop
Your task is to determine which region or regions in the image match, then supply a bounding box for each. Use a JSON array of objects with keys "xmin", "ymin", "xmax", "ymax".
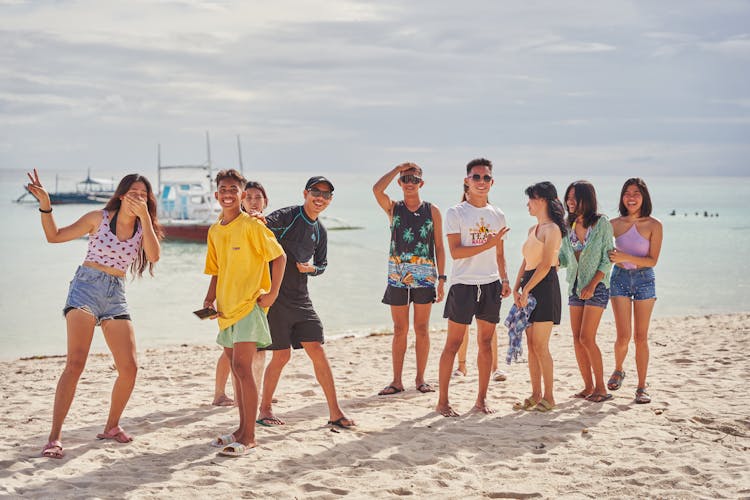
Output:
[
  {"xmin": 416, "ymin": 383, "xmax": 435, "ymax": 393},
  {"xmin": 451, "ymin": 369, "xmax": 466, "ymax": 378},
  {"xmin": 96, "ymin": 425, "xmax": 133, "ymax": 443},
  {"xmin": 256, "ymin": 416, "xmax": 285, "ymax": 427},
  {"xmin": 535, "ymin": 399, "xmax": 556, "ymax": 412},
  {"xmin": 41, "ymin": 440, "xmax": 64, "ymax": 459},
  {"xmin": 218, "ymin": 442, "xmax": 254, "ymax": 457},
  {"xmin": 586, "ymin": 393, "xmax": 614, "ymax": 403},
  {"xmin": 571, "ymin": 391, "xmax": 592, "ymax": 399},
  {"xmin": 210, "ymin": 433, "xmax": 235, "ymax": 447},
  {"xmin": 634, "ymin": 388, "xmax": 651, "ymax": 404},
  {"xmin": 492, "ymin": 370, "xmax": 507, "ymax": 382},
  {"xmin": 607, "ymin": 370, "xmax": 626, "ymax": 391},
  {"xmin": 512, "ymin": 398, "xmax": 538, "ymax": 411},
  {"xmin": 378, "ymin": 385, "xmax": 404, "ymax": 396},
  {"xmin": 327, "ymin": 417, "xmax": 356, "ymax": 429}
]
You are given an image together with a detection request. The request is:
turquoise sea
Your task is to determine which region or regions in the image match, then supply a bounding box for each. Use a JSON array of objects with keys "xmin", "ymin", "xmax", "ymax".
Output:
[{"xmin": 1, "ymin": 168, "xmax": 747, "ymax": 361}]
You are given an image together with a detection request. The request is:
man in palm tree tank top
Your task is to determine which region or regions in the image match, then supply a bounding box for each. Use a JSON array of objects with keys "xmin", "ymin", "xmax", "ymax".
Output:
[{"xmin": 373, "ymin": 163, "xmax": 446, "ymax": 396}]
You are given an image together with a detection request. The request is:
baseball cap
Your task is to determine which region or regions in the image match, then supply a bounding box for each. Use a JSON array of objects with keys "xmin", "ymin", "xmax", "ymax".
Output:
[{"xmin": 305, "ymin": 176, "xmax": 334, "ymax": 192}]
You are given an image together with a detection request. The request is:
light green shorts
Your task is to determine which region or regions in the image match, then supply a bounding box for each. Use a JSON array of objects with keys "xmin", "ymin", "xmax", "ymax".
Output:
[{"xmin": 216, "ymin": 305, "xmax": 272, "ymax": 349}]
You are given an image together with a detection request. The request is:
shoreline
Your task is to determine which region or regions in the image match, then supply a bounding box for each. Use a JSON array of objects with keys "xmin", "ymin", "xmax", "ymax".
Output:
[
  {"xmin": 1, "ymin": 312, "xmax": 748, "ymax": 498},
  {"xmin": 5, "ymin": 310, "xmax": 749, "ymax": 363}
]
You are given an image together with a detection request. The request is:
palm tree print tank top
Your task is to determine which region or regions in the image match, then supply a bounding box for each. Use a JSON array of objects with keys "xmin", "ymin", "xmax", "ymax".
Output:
[{"xmin": 387, "ymin": 201, "xmax": 437, "ymax": 288}]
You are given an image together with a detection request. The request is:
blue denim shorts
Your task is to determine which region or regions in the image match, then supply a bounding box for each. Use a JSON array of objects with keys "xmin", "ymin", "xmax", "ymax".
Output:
[
  {"xmin": 609, "ymin": 266, "xmax": 656, "ymax": 301},
  {"xmin": 63, "ymin": 266, "xmax": 130, "ymax": 325},
  {"xmin": 568, "ymin": 280, "xmax": 610, "ymax": 309}
]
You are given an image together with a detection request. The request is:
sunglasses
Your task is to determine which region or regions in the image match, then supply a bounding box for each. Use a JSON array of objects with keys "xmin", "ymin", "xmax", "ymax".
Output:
[
  {"xmin": 469, "ymin": 174, "xmax": 493, "ymax": 182},
  {"xmin": 399, "ymin": 174, "xmax": 422, "ymax": 185},
  {"xmin": 308, "ymin": 189, "xmax": 333, "ymax": 200}
]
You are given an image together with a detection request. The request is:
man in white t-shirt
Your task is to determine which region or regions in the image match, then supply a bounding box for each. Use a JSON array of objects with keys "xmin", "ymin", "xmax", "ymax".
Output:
[{"xmin": 435, "ymin": 158, "xmax": 511, "ymax": 417}]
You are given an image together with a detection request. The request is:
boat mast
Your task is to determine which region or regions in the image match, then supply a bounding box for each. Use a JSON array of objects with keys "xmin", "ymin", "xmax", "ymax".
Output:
[
  {"xmin": 237, "ymin": 135, "xmax": 244, "ymax": 174},
  {"xmin": 157, "ymin": 143, "xmax": 162, "ymax": 194}
]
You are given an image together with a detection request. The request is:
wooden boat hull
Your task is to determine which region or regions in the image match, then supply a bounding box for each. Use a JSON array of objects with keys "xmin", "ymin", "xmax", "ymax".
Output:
[{"xmin": 162, "ymin": 223, "xmax": 210, "ymax": 243}]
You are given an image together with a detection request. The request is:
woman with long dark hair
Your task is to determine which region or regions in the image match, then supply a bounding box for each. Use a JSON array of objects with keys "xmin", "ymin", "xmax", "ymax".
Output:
[
  {"xmin": 26, "ymin": 169, "xmax": 162, "ymax": 459},
  {"xmin": 607, "ymin": 178, "xmax": 662, "ymax": 404},
  {"xmin": 559, "ymin": 180, "xmax": 614, "ymax": 403},
  {"xmin": 511, "ymin": 182, "xmax": 565, "ymax": 411}
]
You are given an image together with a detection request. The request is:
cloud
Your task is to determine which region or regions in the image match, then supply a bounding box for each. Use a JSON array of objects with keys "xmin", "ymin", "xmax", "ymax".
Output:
[
  {"xmin": 0, "ymin": 1, "xmax": 748, "ymax": 175},
  {"xmin": 532, "ymin": 41, "xmax": 617, "ymax": 54}
]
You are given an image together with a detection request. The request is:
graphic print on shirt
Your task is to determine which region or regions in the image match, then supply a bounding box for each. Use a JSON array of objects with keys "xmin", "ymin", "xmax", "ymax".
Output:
[
  {"xmin": 387, "ymin": 202, "xmax": 437, "ymax": 288},
  {"xmin": 469, "ymin": 216, "xmax": 495, "ymax": 246}
]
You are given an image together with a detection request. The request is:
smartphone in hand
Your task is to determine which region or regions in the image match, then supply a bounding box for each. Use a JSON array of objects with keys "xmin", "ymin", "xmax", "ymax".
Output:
[{"xmin": 193, "ymin": 307, "xmax": 218, "ymax": 319}]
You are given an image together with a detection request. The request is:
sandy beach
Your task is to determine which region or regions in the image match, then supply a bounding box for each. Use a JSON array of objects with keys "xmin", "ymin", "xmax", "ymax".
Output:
[{"xmin": 1, "ymin": 313, "xmax": 748, "ymax": 499}]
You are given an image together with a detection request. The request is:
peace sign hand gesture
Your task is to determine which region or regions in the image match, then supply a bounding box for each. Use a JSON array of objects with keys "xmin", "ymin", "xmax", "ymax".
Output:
[{"xmin": 26, "ymin": 169, "xmax": 52, "ymax": 209}]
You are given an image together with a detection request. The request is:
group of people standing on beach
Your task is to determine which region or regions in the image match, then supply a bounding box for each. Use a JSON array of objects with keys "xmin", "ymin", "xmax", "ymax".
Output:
[
  {"xmin": 373, "ymin": 160, "xmax": 663, "ymax": 420},
  {"xmin": 26, "ymin": 157, "xmax": 662, "ymax": 460}
]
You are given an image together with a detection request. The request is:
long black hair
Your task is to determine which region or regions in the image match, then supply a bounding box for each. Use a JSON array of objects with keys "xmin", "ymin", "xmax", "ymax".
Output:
[
  {"xmin": 104, "ymin": 174, "xmax": 163, "ymax": 277},
  {"xmin": 618, "ymin": 177, "xmax": 652, "ymax": 217},
  {"xmin": 565, "ymin": 180, "xmax": 602, "ymax": 229},
  {"xmin": 525, "ymin": 181, "xmax": 567, "ymax": 236}
]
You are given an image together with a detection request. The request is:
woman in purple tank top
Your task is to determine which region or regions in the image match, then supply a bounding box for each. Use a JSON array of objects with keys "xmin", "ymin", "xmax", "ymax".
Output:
[
  {"xmin": 26, "ymin": 169, "xmax": 162, "ymax": 459},
  {"xmin": 607, "ymin": 178, "xmax": 663, "ymax": 404}
]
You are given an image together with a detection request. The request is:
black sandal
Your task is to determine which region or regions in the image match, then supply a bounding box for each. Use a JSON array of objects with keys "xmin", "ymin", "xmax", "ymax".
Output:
[
  {"xmin": 607, "ymin": 370, "xmax": 625, "ymax": 391},
  {"xmin": 635, "ymin": 388, "xmax": 651, "ymax": 404}
]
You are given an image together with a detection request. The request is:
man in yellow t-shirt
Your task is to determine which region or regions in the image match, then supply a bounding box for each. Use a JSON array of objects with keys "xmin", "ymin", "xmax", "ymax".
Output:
[{"xmin": 202, "ymin": 169, "xmax": 286, "ymax": 457}]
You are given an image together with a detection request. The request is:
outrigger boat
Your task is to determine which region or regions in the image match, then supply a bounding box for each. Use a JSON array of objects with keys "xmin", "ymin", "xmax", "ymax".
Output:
[
  {"xmin": 157, "ymin": 133, "xmax": 363, "ymax": 242},
  {"xmin": 157, "ymin": 136, "xmax": 220, "ymax": 243},
  {"xmin": 16, "ymin": 169, "xmax": 116, "ymax": 205}
]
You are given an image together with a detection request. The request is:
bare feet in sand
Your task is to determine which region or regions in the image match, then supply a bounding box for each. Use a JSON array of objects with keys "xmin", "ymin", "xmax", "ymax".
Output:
[
  {"xmin": 212, "ymin": 394, "xmax": 234, "ymax": 407},
  {"xmin": 435, "ymin": 403, "xmax": 459, "ymax": 417}
]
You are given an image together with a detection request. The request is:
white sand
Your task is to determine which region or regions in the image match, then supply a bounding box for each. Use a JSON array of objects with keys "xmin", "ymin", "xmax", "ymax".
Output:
[{"xmin": 1, "ymin": 313, "xmax": 748, "ymax": 499}]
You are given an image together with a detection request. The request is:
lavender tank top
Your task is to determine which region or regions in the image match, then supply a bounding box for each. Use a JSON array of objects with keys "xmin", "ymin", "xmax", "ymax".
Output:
[
  {"xmin": 84, "ymin": 210, "xmax": 143, "ymax": 272},
  {"xmin": 615, "ymin": 224, "xmax": 649, "ymax": 270}
]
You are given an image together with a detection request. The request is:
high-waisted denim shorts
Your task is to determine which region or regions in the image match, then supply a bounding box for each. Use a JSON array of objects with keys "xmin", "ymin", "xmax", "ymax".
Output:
[
  {"xmin": 63, "ymin": 266, "xmax": 130, "ymax": 325},
  {"xmin": 610, "ymin": 266, "xmax": 656, "ymax": 301},
  {"xmin": 568, "ymin": 280, "xmax": 610, "ymax": 309}
]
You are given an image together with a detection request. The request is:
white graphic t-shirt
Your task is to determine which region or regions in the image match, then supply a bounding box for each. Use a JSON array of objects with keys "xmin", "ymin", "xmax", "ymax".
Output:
[{"xmin": 445, "ymin": 201, "xmax": 507, "ymax": 285}]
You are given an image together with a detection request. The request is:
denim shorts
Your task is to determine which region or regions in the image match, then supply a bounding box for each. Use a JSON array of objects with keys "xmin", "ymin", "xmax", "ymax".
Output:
[
  {"xmin": 63, "ymin": 266, "xmax": 130, "ymax": 325},
  {"xmin": 568, "ymin": 280, "xmax": 609, "ymax": 309},
  {"xmin": 610, "ymin": 266, "xmax": 657, "ymax": 301}
]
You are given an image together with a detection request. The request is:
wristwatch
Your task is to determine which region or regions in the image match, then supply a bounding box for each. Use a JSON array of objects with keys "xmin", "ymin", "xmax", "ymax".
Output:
[{"xmin": 438, "ymin": 275, "xmax": 447, "ymax": 281}]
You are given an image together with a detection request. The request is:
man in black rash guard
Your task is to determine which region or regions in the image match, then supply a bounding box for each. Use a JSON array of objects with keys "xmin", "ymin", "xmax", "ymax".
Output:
[{"xmin": 256, "ymin": 176, "xmax": 356, "ymax": 429}]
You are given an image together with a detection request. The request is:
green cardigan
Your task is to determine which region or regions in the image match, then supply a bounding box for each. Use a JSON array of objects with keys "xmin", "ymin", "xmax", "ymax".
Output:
[{"xmin": 559, "ymin": 216, "xmax": 614, "ymax": 297}]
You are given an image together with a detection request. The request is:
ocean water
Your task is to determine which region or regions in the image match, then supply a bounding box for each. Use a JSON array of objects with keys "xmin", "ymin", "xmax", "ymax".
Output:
[{"xmin": 1, "ymin": 168, "xmax": 747, "ymax": 360}]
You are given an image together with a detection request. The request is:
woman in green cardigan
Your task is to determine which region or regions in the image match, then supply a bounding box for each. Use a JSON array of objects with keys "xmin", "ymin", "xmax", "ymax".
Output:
[{"xmin": 559, "ymin": 181, "xmax": 614, "ymax": 403}]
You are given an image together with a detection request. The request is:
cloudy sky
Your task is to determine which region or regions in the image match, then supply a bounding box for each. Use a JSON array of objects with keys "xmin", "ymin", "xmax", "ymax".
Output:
[{"xmin": 1, "ymin": 0, "xmax": 748, "ymax": 175}]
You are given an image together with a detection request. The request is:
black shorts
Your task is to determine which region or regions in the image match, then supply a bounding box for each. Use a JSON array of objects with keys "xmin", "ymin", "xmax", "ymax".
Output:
[
  {"xmin": 264, "ymin": 302, "xmax": 324, "ymax": 350},
  {"xmin": 382, "ymin": 285, "xmax": 436, "ymax": 306},
  {"xmin": 520, "ymin": 268, "xmax": 561, "ymax": 325},
  {"xmin": 442, "ymin": 280, "xmax": 503, "ymax": 325}
]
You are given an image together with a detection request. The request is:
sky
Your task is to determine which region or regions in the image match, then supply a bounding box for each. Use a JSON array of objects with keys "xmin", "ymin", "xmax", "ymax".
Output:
[{"xmin": 1, "ymin": 0, "xmax": 749, "ymax": 176}]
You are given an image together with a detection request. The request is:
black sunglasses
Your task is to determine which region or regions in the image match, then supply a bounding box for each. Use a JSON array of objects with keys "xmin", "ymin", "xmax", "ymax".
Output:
[
  {"xmin": 308, "ymin": 189, "xmax": 333, "ymax": 200},
  {"xmin": 399, "ymin": 174, "xmax": 422, "ymax": 185},
  {"xmin": 469, "ymin": 174, "xmax": 493, "ymax": 182}
]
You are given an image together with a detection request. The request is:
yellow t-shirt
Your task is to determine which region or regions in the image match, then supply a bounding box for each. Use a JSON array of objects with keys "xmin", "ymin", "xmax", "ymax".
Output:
[{"xmin": 204, "ymin": 212, "xmax": 285, "ymax": 330}]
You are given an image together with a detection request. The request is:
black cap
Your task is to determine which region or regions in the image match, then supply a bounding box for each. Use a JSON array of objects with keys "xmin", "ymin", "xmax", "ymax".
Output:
[{"xmin": 305, "ymin": 176, "xmax": 334, "ymax": 192}]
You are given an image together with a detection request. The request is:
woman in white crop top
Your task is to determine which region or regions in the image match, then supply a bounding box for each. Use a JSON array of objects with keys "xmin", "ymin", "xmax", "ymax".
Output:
[
  {"xmin": 26, "ymin": 169, "xmax": 162, "ymax": 459},
  {"xmin": 511, "ymin": 182, "xmax": 565, "ymax": 412}
]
